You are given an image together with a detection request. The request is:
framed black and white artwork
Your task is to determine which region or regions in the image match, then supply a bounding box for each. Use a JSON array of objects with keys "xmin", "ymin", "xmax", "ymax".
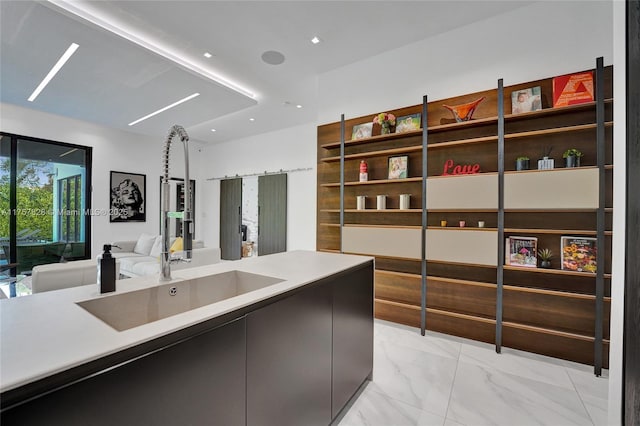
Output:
[{"xmin": 110, "ymin": 171, "xmax": 146, "ymax": 222}]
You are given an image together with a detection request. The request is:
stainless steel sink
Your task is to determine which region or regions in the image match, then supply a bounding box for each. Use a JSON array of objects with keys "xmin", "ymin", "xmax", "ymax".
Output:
[{"xmin": 77, "ymin": 270, "xmax": 284, "ymax": 331}]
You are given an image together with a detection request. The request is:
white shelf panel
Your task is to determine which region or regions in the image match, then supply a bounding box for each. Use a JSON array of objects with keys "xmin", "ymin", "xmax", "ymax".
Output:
[
  {"xmin": 504, "ymin": 168, "xmax": 599, "ymax": 210},
  {"xmin": 342, "ymin": 226, "xmax": 421, "ymax": 260},
  {"xmin": 427, "ymin": 174, "xmax": 498, "ymax": 210},
  {"xmin": 426, "ymin": 229, "xmax": 498, "ymax": 266}
]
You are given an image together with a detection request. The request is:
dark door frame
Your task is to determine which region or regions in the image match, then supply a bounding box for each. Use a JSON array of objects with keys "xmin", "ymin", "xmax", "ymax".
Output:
[{"xmin": 624, "ymin": 1, "xmax": 640, "ymax": 424}]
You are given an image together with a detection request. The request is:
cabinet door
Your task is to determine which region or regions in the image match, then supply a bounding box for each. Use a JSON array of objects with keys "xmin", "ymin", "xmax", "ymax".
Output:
[
  {"xmin": 247, "ymin": 283, "xmax": 332, "ymax": 426},
  {"xmin": 332, "ymin": 263, "xmax": 374, "ymax": 419},
  {"xmin": 220, "ymin": 178, "xmax": 242, "ymax": 260},
  {"xmin": 1, "ymin": 318, "xmax": 247, "ymax": 426},
  {"xmin": 258, "ymin": 173, "xmax": 287, "ymax": 256}
]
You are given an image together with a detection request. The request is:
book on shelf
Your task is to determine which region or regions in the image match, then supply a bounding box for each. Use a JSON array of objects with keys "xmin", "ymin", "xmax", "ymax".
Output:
[
  {"xmin": 506, "ymin": 236, "xmax": 538, "ymax": 268},
  {"xmin": 511, "ymin": 86, "xmax": 542, "ymax": 114},
  {"xmin": 351, "ymin": 123, "xmax": 373, "ymax": 140},
  {"xmin": 552, "ymin": 71, "xmax": 594, "ymax": 107},
  {"xmin": 561, "ymin": 236, "xmax": 597, "ymax": 273}
]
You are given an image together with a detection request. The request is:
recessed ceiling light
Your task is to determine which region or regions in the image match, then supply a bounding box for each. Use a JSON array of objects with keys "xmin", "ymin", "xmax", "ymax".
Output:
[
  {"xmin": 211, "ymin": 128, "xmax": 217, "ymax": 132},
  {"xmin": 128, "ymin": 93, "xmax": 200, "ymax": 126},
  {"xmin": 249, "ymin": 118, "xmax": 255, "ymax": 122},
  {"xmin": 46, "ymin": 0, "xmax": 256, "ymax": 99},
  {"xmin": 28, "ymin": 42, "xmax": 79, "ymax": 102},
  {"xmin": 296, "ymin": 104, "xmax": 303, "ymax": 109},
  {"xmin": 311, "ymin": 36, "xmax": 321, "ymax": 44},
  {"xmin": 203, "ymin": 52, "xmax": 212, "ymax": 58}
]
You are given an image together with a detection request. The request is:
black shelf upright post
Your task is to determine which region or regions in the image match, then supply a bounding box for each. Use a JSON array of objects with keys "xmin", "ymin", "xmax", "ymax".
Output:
[
  {"xmin": 496, "ymin": 79, "xmax": 505, "ymax": 354},
  {"xmin": 340, "ymin": 114, "xmax": 345, "ymax": 253},
  {"xmin": 594, "ymin": 57, "xmax": 605, "ymax": 376},
  {"xmin": 421, "ymin": 95, "xmax": 429, "ymax": 336}
]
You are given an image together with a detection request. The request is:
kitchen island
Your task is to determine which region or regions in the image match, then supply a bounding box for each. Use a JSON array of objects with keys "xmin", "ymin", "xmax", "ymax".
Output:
[{"xmin": 0, "ymin": 250, "xmax": 374, "ymax": 426}]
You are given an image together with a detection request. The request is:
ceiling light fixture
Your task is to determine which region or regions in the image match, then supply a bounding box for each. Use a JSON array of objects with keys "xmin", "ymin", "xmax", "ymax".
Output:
[
  {"xmin": 203, "ymin": 52, "xmax": 212, "ymax": 58},
  {"xmin": 128, "ymin": 93, "xmax": 200, "ymax": 126},
  {"xmin": 211, "ymin": 128, "xmax": 217, "ymax": 132},
  {"xmin": 28, "ymin": 42, "xmax": 79, "ymax": 102},
  {"xmin": 311, "ymin": 36, "xmax": 321, "ymax": 44},
  {"xmin": 45, "ymin": 1, "xmax": 256, "ymax": 100},
  {"xmin": 296, "ymin": 104, "xmax": 303, "ymax": 109},
  {"xmin": 249, "ymin": 118, "xmax": 255, "ymax": 122}
]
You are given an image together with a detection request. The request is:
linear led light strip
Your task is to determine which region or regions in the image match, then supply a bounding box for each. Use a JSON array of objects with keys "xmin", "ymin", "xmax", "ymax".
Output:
[
  {"xmin": 28, "ymin": 43, "xmax": 79, "ymax": 102},
  {"xmin": 45, "ymin": 0, "xmax": 256, "ymax": 100},
  {"xmin": 128, "ymin": 93, "xmax": 200, "ymax": 126}
]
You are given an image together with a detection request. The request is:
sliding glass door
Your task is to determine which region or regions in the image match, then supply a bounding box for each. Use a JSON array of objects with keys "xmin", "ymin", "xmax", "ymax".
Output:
[{"xmin": 0, "ymin": 133, "xmax": 92, "ymax": 282}]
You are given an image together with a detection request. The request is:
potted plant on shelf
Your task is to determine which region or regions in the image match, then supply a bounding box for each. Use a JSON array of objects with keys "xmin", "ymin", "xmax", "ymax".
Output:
[
  {"xmin": 516, "ymin": 156, "xmax": 530, "ymax": 171},
  {"xmin": 538, "ymin": 248, "xmax": 553, "ymax": 269},
  {"xmin": 562, "ymin": 148, "xmax": 583, "ymax": 168}
]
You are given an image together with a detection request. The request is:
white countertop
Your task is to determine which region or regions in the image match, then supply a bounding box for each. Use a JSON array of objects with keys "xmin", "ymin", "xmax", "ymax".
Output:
[{"xmin": 0, "ymin": 251, "xmax": 372, "ymax": 393}]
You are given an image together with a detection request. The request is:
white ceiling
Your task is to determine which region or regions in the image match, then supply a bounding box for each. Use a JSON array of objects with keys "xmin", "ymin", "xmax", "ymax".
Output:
[{"xmin": 0, "ymin": 1, "xmax": 534, "ymax": 144}]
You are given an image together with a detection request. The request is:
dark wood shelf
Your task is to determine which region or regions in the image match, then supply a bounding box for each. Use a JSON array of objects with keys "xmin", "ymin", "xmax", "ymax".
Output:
[
  {"xmin": 503, "ymin": 265, "xmax": 611, "ymax": 278},
  {"xmin": 321, "ymin": 129, "xmax": 423, "ymax": 149},
  {"xmin": 321, "ymin": 177, "xmax": 422, "ymax": 187},
  {"xmin": 504, "ymin": 228, "xmax": 612, "ymax": 236},
  {"xmin": 320, "ymin": 209, "xmax": 422, "ymax": 213}
]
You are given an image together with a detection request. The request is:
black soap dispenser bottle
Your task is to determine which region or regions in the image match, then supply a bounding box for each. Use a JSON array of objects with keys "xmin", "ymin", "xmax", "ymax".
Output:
[{"xmin": 99, "ymin": 244, "xmax": 116, "ymax": 293}]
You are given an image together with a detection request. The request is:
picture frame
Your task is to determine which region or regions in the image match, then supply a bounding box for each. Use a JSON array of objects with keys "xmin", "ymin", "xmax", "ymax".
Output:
[
  {"xmin": 110, "ymin": 171, "xmax": 146, "ymax": 222},
  {"xmin": 388, "ymin": 155, "xmax": 408, "ymax": 179},
  {"xmin": 505, "ymin": 236, "xmax": 538, "ymax": 268},
  {"xmin": 511, "ymin": 86, "xmax": 542, "ymax": 114},
  {"xmin": 552, "ymin": 71, "xmax": 594, "ymax": 107},
  {"xmin": 561, "ymin": 236, "xmax": 597, "ymax": 273},
  {"xmin": 351, "ymin": 122, "xmax": 373, "ymax": 140},
  {"xmin": 395, "ymin": 113, "xmax": 422, "ymax": 133}
]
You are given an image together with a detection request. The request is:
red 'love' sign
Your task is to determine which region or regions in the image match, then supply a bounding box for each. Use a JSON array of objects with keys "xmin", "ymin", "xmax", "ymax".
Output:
[{"xmin": 442, "ymin": 159, "xmax": 480, "ymax": 176}]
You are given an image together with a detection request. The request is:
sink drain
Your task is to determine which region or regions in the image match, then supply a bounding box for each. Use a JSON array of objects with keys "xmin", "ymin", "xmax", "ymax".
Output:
[{"xmin": 169, "ymin": 286, "xmax": 177, "ymax": 296}]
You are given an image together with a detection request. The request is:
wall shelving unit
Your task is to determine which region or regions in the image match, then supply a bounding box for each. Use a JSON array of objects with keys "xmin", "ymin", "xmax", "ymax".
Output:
[{"xmin": 316, "ymin": 58, "xmax": 612, "ymax": 373}]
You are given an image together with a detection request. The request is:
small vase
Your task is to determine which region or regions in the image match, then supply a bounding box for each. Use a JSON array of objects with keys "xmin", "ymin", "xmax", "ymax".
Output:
[
  {"xmin": 381, "ymin": 123, "xmax": 391, "ymax": 135},
  {"xmin": 541, "ymin": 260, "xmax": 552, "ymax": 269},
  {"xmin": 565, "ymin": 155, "xmax": 580, "ymax": 168}
]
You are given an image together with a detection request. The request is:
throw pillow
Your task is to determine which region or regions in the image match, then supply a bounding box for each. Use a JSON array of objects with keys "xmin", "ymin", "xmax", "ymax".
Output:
[
  {"xmin": 149, "ymin": 235, "xmax": 163, "ymax": 258},
  {"xmin": 133, "ymin": 233, "xmax": 157, "ymax": 256},
  {"xmin": 170, "ymin": 237, "xmax": 183, "ymax": 253}
]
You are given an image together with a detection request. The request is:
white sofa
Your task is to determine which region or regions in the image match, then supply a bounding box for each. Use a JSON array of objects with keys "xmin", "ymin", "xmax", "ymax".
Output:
[
  {"xmin": 111, "ymin": 234, "xmax": 221, "ymax": 278},
  {"xmin": 32, "ymin": 259, "xmax": 121, "ymax": 294}
]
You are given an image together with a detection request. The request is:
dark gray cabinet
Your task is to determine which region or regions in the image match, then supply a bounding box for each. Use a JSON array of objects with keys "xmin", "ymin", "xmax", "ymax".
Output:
[
  {"xmin": 332, "ymin": 264, "xmax": 374, "ymax": 418},
  {"xmin": 2, "ymin": 260, "xmax": 374, "ymax": 426},
  {"xmin": 1, "ymin": 317, "xmax": 247, "ymax": 426},
  {"xmin": 247, "ymin": 282, "xmax": 333, "ymax": 426}
]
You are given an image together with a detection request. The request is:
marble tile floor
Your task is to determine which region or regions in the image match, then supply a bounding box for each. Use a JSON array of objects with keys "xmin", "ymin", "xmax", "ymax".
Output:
[{"xmin": 335, "ymin": 320, "xmax": 609, "ymax": 426}]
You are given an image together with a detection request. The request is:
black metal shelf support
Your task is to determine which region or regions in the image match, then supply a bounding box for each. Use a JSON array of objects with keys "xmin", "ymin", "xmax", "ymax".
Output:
[
  {"xmin": 496, "ymin": 78, "xmax": 505, "ymax": 353},
  {"xmin": 340, "ymin": 114, "xmax": 345, "ymax": 253},
  {"xmin": 594, "ymin": 56, "xmax": 605, "ymax": 376},
  {"xmin": 421, "ymin": 95, "xmax": 429, "ymax": 336}
]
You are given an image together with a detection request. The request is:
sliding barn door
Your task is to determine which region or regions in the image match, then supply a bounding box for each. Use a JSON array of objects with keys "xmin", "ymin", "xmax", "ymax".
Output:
[
  {"xmin": 258, "ymin": 174, "xmax": 287, "ymax": 256},
  {"xmin": 220, "ymin": 178, "xmax": 242, "ymax": 260}
]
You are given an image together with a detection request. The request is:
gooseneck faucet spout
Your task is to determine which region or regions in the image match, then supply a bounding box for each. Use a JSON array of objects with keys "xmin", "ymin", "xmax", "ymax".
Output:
[{"xmin": 160, "ymin": 124, "xmax": 193, "ymax": 281}]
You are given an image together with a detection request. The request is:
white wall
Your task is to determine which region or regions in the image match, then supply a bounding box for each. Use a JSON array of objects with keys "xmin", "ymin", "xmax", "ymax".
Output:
[
  {"xmin": 318, "ymin": 1, "xmax": 613, "ymax": 124},
  {"xmin": 0, "ymin": 103, "xmax": 201, "ymax": 257},
  {"xmin": 196, "ymin": 123, "xmax": 316, "ymax": 252}
]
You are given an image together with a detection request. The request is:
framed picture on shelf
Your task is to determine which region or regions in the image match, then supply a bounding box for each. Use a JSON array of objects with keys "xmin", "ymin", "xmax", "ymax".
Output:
[
  {"xmin": 351, "ymin": 122, "xmax": 373, "ymax": 140},
  {"xmin": 395, "ymin": 113, "xmax": 421, "ymax": 133},
  {"xmin": 561, "ymin": 236, "xmax": 597, "ymax": 273},
  {"xmin": 552, "ymin": 71, "xmax": 594, "ymax": 107},
  {"xmin": 506, "ymin": 236, "xmax": 538, "ymax": 268},
  {"xmin": 511, "ymin": 86, "xmax": 542, "ymax": 114},
  {"xmin": 110, "ymin": 171, "xmax": 146, "ymax": 222},
  {"xmin": 388, "ymin": 155, "xmax": 408, "ymax": 179}
]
